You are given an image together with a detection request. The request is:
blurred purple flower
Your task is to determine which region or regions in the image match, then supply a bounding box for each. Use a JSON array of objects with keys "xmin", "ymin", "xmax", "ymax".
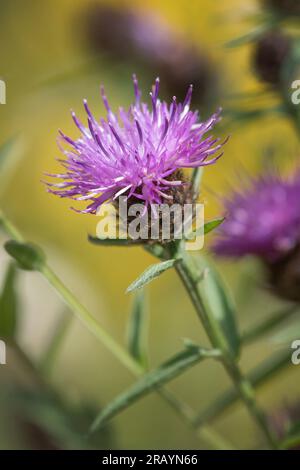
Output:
[
  {"xmin": 46, "ymin": 76, "xmax": 224, "ymax": 214},
  {"xmin": 83, "ymin": 4, "xmax": 216, "ymax": 104},
  {"xmin": 213, "ymin": 171, "xmax": 300, "ymax": 262}
]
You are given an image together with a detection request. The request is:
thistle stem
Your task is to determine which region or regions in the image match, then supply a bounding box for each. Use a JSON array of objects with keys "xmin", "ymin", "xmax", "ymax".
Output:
[
  {"xmin": 0, "ymin": 210, "xmax": 232, "ymax": 450},
  {"xmin": 40, "ymin": 264, "xmax": 143, "ymax": 376},
  {"xmin": 0, "ymin": 210, "xmax": 142, "ymax": 375},
  {"xmin": 175, "ymin": 251, "xmax": 278, "ymax": 449}
]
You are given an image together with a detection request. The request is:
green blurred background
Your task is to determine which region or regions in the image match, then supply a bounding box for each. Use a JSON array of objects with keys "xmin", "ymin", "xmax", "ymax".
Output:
[{"xmin": 0, "ymin": 0, "xmax": 299, "ymax": 449}]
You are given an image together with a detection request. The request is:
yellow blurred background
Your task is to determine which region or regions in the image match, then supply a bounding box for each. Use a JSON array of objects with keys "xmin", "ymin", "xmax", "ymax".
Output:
[{"xmin": 0, "ymin": 0, "xmax": 299, "ymax": 449}]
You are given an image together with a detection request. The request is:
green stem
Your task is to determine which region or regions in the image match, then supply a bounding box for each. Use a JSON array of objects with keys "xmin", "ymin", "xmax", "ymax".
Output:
[
  {"xmin": 41, "ymin": 264, "xmax": 142, "ymax": 376},
  {"xmin": 157, "ymin": 388, "xmax": 234, "ymax": 450},
  {"xmin": 222, "ymin": 359, "xmax": 277, "ymax": 448},
  {"xmin": 194, "ymin": 349, "xmax": 291, "ymax": 426},
  {"xmin": 0, "ymin": 210, "xmax": 231, "ymax": 450},
  {"xmin": 42, "ymin": 262, "xmax": 232, "ymax": 448},
  {"xmin": 0, "ymin": 210, "xmax": 141, "ymax": 376},
  {"xmin": 0, "ymin": 210, "xmax": 23, "ymax": 242},
  {"xmin": 175, "ymin": 251, "xmax": 278, "ymax": 449}
]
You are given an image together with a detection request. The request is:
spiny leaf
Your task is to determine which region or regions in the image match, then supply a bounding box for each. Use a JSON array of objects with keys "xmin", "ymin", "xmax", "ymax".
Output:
[
  {"xmin": 127, "ymin": 290, "xmax": 148, "ymax": 367},
  {"xmin": 126, "ymin": 259, "xmax": 177, "ymax": 293},
  {"xmin": 4, "ymin": 240, "xmax": 46, "ymax": 271},
  {"xmin": 0, "ymin": 262, "xmax": 18, "ymax": 339},
  {"xmin": 90, "ymin": 345, "xmax": 221, "ymax": 433}
]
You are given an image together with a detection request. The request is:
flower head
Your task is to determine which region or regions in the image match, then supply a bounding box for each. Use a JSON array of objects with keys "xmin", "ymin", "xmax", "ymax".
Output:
[
  {"xmin": 213, "ymin": 171, "xmax": 300, "ymax": 262},
  {"xmin": 46, "ymin": 76, "xmax": 224, "ymax": 214}
]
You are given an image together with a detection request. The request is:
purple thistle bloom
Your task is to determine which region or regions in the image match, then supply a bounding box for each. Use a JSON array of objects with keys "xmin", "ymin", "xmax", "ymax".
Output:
[
  {"xmin": 213, "ymin": 171, "xmax": 300, "ymax": 262},
  {"xmin": 46, "ymin": 76, "xmax": 224, "ymax": 214}
]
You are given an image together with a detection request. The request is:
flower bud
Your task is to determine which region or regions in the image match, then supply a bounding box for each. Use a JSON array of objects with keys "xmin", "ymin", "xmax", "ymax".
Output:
[
  {"xmin": 212, "ymin": 170, "xmax": 300, "ymax": 302},
  {"xmin": 267, "ymin": 244, "xmax": 300, "ymax": 302},
  {"xmin": 253, "ymin": 30, "xmax": 291, "ymax": 85}
]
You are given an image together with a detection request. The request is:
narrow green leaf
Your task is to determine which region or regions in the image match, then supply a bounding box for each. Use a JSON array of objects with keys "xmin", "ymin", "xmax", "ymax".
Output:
[
  {"xmin": 4, "ymin": 240, "xmax": 46, "ymax": 271},
  {"xmin": 204, "ymin": 218, "xmax": 225, "ymax": 235},
  {"xmin": 126, "ymin": 259, "xmax": 177, "ymax": 293},
  {"xmin": 127, "ymin": 290, "xmax": 148, "ymax": 367},
  {"xmin": 90, "ymin": 345, "xmax": 221, "ymax": 433},
  {"xmin": 185, "ymin": 217, "xmax": 224, "ymax": 242},
  {"xmin": 0, "ymin": 262, "xmax": 18, "ymax": 338},
  {"xmin": 88, "ymin": 235, "xmax": 143, "ymax": 246},
  {"xmin": 195, "ymin": 256, "xmax": 240, "ymax": 358}
]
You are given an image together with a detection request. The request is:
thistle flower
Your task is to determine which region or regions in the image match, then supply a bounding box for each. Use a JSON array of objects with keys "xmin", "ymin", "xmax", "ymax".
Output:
[
  {"xmin": 213, "ymin": 171, "xmax": 300, "ymax": 261},
  {"xmin": 46, "ymin": 76, "xmax": 224, "ymax": 215},
  {"xmin": 253, "ymin": 30, "xmax": 291, "ymax": 85},
  {"xmin": 212, "ymin": 170, "xmax": 300, "ymax": 301}
]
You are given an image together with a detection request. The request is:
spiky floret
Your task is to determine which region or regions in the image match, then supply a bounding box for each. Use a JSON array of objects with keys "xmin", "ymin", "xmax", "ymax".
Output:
[
  {"xmin": 213, "ymin": 171, "xmax": 300, "ymax": 262},
  {"xmin": 46, "ymin": 76, "xmax": 225, "ymax": 214}
]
